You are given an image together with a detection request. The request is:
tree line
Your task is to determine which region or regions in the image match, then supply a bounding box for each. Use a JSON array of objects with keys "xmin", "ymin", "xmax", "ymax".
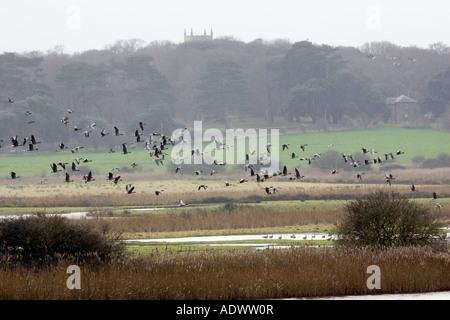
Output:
[{"xmin": 0, "ymin": 38, "xmax": 449, "ymax": 147}]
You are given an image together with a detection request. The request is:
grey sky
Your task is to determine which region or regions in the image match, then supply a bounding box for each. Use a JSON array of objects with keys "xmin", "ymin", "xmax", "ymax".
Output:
[{"xmin": 1, "ymin": 0, "xmax": 449, "ymax": 54}]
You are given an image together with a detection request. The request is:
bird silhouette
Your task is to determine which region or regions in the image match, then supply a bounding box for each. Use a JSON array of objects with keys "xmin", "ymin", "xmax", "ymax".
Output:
[
  {"xmin": 64, "ymin": 173, "xmax": 74, "ymax": 183},
  {"xmin": 198, "ymin": 184, "xmax": 207, "ymax": 190},
  {"xmin": 100, "ymin": 128, "xmax": 109, "ymax": 137},
  {"xmin": 71, "ymin": 162, "xmax": 79, "ymax": 172},
  {"xmin": 50, "ymin": 163, "xmax": 61, "ymax": 173},
  {"xmin": 27, "ymin": 143, "xmax": 38, "ymax": 151},
  {"xmin": 10, "ymin": 172, "xmax": 19, "ymax": 179},
  {"xmin": 30, "ymin": 135, "xmax": 41, "ymax": 145},
  {"xmin": 294, "ymin": 168, "xmax": 304, "ymax": 179},
  {"xmin": 114, "ymin": 126, "xmax": 123, "ymax": 136},
  {"xmin": 84, "ymin": 171, "xmax": 95, "ymax": 183},
  {"xmin": 356, "ymin": 173, "xmax": 365, "ymax": 180},
  {"xmin": 125, "ymin": 184, "xmax": 135, "ymax": 194},
  {"xmin": 122, "ymin": 143, "xmax": 130, "ymax": 154},
  {"xmin": 155, "ymin": 190, "xmax": 164, "ymax": 196}
]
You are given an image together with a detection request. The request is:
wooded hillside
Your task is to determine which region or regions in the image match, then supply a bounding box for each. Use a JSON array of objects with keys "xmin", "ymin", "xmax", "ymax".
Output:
[{"xmin": 1, "ymin": 38, "xmax": 449, "ymax": 148}]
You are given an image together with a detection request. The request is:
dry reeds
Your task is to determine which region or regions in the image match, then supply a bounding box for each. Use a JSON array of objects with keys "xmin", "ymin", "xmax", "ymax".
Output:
[{"xmin": 0, "ymin": 246, "xmax": 448, "ymax": 299}]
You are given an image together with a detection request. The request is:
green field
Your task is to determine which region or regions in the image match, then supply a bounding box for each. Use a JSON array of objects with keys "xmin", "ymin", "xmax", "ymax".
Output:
[{"xmin": 1, "ymin": 126, "xmax": 449, "ymax": 180}]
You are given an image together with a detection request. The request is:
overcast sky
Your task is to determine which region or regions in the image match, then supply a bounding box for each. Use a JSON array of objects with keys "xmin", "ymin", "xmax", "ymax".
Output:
[{"xmin": 1, "ymin": 0, "xmax": 449, "ymax": 54}]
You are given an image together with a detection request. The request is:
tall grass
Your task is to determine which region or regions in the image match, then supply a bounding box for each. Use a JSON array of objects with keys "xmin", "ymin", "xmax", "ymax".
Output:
[{"xmin": 0, "ymin": 246, "xmax": 448, "ymax": 299}]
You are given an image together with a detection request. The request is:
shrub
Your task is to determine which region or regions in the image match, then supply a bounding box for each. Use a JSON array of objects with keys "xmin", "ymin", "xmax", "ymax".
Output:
[
  {"xmin": 0, "ymin": 213, "xmax": 125, "ymax": 267},
  {"xmin": 335, "ymin": 190, "xmax": 444, "ymax": 248}
]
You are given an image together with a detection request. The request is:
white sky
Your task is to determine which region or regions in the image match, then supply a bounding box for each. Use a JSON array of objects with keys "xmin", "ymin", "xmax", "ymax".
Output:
[{"xmin": 1, "ymin": 0, "xmax": 449, "ymax": 54}]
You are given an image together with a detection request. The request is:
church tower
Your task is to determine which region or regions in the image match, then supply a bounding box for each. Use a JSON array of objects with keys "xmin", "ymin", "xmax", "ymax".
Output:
[{"xmin": 184, "ymin": 28, "xmax": 213, "ymax": 42}]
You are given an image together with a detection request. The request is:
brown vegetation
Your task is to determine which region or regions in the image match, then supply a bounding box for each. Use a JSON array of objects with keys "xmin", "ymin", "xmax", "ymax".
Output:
[{"xmin": 0, "ymin": 246, "xmax": 449, "ymax": 299}]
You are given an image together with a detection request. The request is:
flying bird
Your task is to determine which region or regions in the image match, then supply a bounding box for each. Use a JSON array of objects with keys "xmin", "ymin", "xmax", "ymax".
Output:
[
  {"xmin": 114, "ymin": 126, "xmax": 123, "ymax": 136},
  {"xmin": 294, "ymin": 168, "xmax": 304, "ymax": 179},
  {"xmin": 198, "ymin": 184, "xmax": 207, "ymax": 190},
  {"xmin": 125, "ymin": 184, "xmax": 135, "ymax": 194},
  {"xmin": 155, "ymin": 190, "xmax": 164, "ymax": 196},
  {"xmin": 122, "ymin": 143, "xmax": 131, "ymax": 154},
  {"xmin": 50, "ymin": 163, "xmax": 61, "ymax": 173},
  {"xmin": 84, "ymin": 171, "xmax": 95, "ymax": 183},
  {"xmin": 10, "ymin": 172, "xmax": 19, "ymax": 179},
  {"xmin": 64, "ymin": 173, "xmax": 74, "ymax": 183}
]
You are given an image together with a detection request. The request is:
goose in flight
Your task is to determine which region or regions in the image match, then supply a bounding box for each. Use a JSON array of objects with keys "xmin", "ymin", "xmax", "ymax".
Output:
[
  {"xmin": 64, "ymin": 173, "xmax": 73, "ymax": 183},
  {"xmin": 50, "ymin": 163, "xmax": 61, "ymax": 173},
  {"xmin": 114, "ymin": 126, "xmax": 123, "ymax": 136},
  {"xmin": 294, "ymin": 168, "xmax": 304, "ymax": 179},
  {"xmin": 100, "ymin": 128, "xmax": 109, "ymax": 137},
  {"xmin": 154, "ymin": 190, "xmax": 164, "ymax": 196},
  {"xmin": 71, "ymin": 146, "xmax": 83, "ymax": 154},
  {"xmin": 70, "ymin": 162, "xmax": 79, "ymax": 172},
  {"xmin": 178, "ymin": 199, "xmax": 186, "ymax": 207},
  {"xmin": 83, "ymin": 130, "xmax": 92, "ymax": 138},
  {"xmin": 198, "ymin": 184, "xmax": 207, "ymax": 190},
  {"xmin": 61, "ymin": 116, "xmax": 69, "ymax": 126},
  {"xmin": 58, "ymin": 162, "xmax": 68, "ymax": 170},
  {"xmin": 10, "ymin": 136, "xmax": 19, "ymax": 148},
  {"xmin": 30, "ymin": 135, "xmax": 41, "ymax": 145},
  {"xmin": 10, "ymin": 172, "xmax": 19, "ymax": 179},
  {"xmin": 122, "ymin": 143, "xmax": 130, "ymax": 154},
  {"xmin": 282, "ymin": 143, "xmax": 290, "ymax": 151},
  {"xmin": 125, "ymin": 184, "xmax": 135, "ymax": 194},
  {"xmin": 299, "ymin": 144, "xmax": 308, "ymax": 152},
  {"xmin": 27, "ymin": 143, "xmax": 38, "ymax": 151},
  {"xmin": 356, "ymin": 172, "xmax": 365, "ymax": 180},
  {"xmin": 138, "ymin": 122, "xmax": 145, "ymax": 131},
  {"xmin": 84, "ymin": 171, "xmax": 95, "ymax": 183},
  {"xmin": 57, "ymin": 143, "xmax": 67, "ymax": 151}
]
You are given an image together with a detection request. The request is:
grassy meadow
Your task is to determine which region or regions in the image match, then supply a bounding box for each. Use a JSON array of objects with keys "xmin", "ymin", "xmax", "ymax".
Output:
[{"xmin": 0, "ymin": 126, "xmax": 449, "ymax": 299}]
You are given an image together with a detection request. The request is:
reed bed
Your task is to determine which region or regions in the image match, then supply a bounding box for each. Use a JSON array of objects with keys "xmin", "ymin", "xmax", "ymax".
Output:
[
  {"xmin": 0, "ymin": 245, "xmax": 449, "ymax": 300},
  {"xmin": 101, "ymin": 205, "xmax": 344, "ymax": 235}
]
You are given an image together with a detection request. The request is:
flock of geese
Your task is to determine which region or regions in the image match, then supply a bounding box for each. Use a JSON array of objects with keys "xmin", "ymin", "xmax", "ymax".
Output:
[{"xmin": 2, "ymin": 98, "xmax": 445, "ymax": 210}]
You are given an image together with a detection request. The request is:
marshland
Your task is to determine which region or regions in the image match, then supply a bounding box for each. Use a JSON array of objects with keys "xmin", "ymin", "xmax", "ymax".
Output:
[{"xmin": 1, "ymin": 33, "xmax": 450, "ymax": 300}]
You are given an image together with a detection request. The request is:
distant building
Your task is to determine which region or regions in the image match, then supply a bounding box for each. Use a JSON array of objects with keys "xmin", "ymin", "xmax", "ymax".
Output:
[
  {"xmin": 184, "ymin": 29, "xmax": 213, "ymax": 42},
  {"xmin": 386, "ymin": 95, "xmax": 418, "ymax": 123}
]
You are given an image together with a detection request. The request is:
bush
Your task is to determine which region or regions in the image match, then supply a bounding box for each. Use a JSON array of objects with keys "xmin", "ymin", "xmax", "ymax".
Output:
[
  {"xmin": 0, "ymin": 213, "xmax": 125, "ymax": 267},
  {"xmin": 335, "ymin": 190, "xmax": 444, "ymax": 248}
]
